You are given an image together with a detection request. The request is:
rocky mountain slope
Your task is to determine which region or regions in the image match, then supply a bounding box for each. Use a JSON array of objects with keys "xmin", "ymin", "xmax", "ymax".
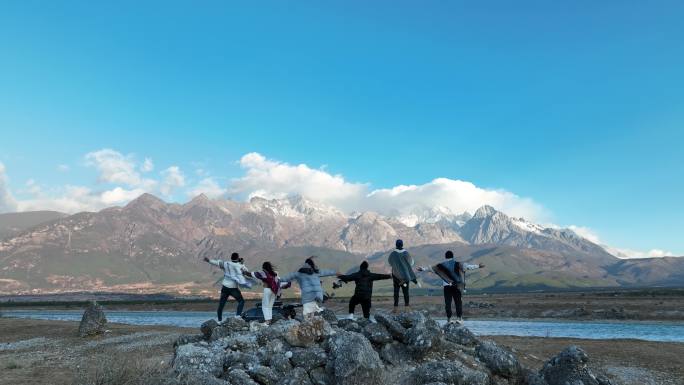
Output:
[
  {"xmin": 0, "ymin": 193, "xmax": 681, "ymax": 294},
  {"xmin": 0, "ymin": 211, "xmax": 66, "ymax": 239}
]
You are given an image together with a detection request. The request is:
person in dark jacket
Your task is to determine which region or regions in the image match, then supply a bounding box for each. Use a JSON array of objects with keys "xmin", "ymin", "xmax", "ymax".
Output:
[{"xmin": 337, "ymin": 261, "xmax": 391, "ymax": 319}]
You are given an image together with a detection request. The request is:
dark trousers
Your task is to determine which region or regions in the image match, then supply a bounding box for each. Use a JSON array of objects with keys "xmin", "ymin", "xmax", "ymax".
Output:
[
  {"xmin": 443, "ymin": 285, "xmax": 463, "ymax": 319},
  {"xmin": 392, "ymin": 275, "xmax": 410, "ymax": 307},
  {"xmin": 349, "ymin": 295, "xmax": 372, "ymax": 318},
  {"xmin": 218, "ymin": 286, "xmax": 245, "ymax": 321}
]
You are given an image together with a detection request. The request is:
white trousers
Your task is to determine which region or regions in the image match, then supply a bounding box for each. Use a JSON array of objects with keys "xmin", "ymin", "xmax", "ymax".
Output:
[
  {"xmin": 262, "ymin": 288, "xmax": 277, "ymax": 321},
  {"xmin": 302, "ymin": 301, "xmax": 323, "ymax": 317}
]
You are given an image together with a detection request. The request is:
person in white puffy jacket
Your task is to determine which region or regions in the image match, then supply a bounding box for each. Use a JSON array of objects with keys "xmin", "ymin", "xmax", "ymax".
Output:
[{"xmin": 204, "ymin": 252, "xmax": 251, "ymax": 321}]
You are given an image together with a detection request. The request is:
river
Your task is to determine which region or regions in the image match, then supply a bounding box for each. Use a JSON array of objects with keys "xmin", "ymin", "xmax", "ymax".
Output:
[{"xmin": 3, "ymin": 310, "xmax": 683, "ymax": 343}]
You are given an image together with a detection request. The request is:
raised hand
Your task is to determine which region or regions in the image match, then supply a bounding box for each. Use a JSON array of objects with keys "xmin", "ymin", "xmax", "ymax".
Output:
[
  {"xmin": 479, "ymin": 263, "xmax": 486, "ymax": 268},
  {"xmin": 203, "ymin": 256, "xmax": 210, "ymax": 263}
]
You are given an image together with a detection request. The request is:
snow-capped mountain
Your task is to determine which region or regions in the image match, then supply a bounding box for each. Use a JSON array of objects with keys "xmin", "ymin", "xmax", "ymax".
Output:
[{"xmin": 2, "ymin": 193, "xmax": 674, "ymax": 294}]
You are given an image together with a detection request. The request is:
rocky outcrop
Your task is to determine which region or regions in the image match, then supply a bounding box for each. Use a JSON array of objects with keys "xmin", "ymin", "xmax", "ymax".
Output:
[
  {"xmin": 171, "ymin": 310, "xmax": 617, "ymax": 385},
  {"xmin": 78, "ymin": 301, "xmax": 107, "ymax": 337},
  {"xmin": 541, "ymin": 345, "xmax": 613, "ymax": 385}
]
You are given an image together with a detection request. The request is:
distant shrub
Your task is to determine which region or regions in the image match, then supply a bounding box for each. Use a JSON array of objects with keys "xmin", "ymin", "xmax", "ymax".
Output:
[{"xmin": 5, "ymin": 361, "xmax": 21, "ymax": 370}]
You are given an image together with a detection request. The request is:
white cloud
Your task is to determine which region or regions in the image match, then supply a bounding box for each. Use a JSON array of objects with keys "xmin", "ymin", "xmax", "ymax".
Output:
[
  {"xmin": 16, "ymin": 185, "xmax": 103, "ymax": 213},
  {"xmin": 567, "ymin": 225, "xmax": 677, "ymax": 259},
  {"xmin": 57, "ymin": 164, "xmax": 70, "ymax": 172},
  {"xmin": 568, "ymin": 225, "xmax": 601, "ymax": 244},
  {"xmin": 160, "ymin": 166, "xmax": 185, "ymax": 195},
  {"xmin": 230, "ymin": 152, "xmax": 546, "ymax": 222},
  {"xmin": 100, "ymin": 187, "xmax": 147, "ymax": 205},
  {"xmin": 188, "ymin": 177, "xmax": 225, "ymax": 199},
  {"xmin": 0, "ymin": 162, "xmax": 18, "ymax": 213},
  {"xmin": 85, "ymin": 149, "xmax": 142, "ymax": 186},
  {"xmin": 231, "ymin": 152, "xmax": 368, "ymax": 211},
  {"xmin": 141, "ymin": 158, "xmax": 154, "ymax": 172},
  {"xmin": 365, "ymin": 178, "xmax": 548, "ymax": 222}
]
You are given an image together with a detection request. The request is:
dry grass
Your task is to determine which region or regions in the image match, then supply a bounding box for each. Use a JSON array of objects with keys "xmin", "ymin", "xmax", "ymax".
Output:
[{"xmin": 73, "ymin": 353, "xmax": 178, "ymax": 385}]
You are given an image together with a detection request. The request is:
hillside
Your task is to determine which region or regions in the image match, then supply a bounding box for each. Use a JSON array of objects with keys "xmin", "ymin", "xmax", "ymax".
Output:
[{"xmin": 0, "ymin": 193, "xmax": 681, "ymax": 294}]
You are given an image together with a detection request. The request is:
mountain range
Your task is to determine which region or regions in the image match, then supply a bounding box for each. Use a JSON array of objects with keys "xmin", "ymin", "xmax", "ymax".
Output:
[{"xmin": 0, "ymin": 193, "xmax": 682, "ymax": 295}]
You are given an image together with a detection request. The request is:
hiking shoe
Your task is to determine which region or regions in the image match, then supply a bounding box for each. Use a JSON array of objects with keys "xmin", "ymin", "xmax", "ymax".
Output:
[
  {"xmin": 347, "ymin": 314, "xmax": 355, "ymax": 320},
  {"xmin": 456, "ymin": 317, "xmax": 464, "ymax": 325}
]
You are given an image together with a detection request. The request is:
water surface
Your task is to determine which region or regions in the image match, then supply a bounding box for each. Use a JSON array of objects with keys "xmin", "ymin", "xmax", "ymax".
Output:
[{"xmin": 3, "ymin": 310, "xmax": 683, "ymax": 343}]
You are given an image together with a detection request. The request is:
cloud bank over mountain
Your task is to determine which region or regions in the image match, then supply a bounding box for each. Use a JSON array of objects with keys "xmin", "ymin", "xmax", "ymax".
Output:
[{"xmin": 0, "ymin": 150, "xmax": 677, "ymax": 258}]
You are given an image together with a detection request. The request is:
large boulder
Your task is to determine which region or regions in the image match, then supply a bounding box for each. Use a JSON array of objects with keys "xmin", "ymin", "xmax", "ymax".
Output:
[
  {"xmin": 374, "ymin": 312, "xmax": 407, "ymax": 343},
  {"xmin": 173, "ymin": 343, "xmax": 225, "ymax": 377},
  {"xmin": 443, "ymin": 324, "xmax": 478, "ymax": 346},
  {"xmin": 363, "ymin": 322, "xmax": 393, "ymax": 345},
  {"xmin": 284, "ymin": 317, "xmax": 335, "ymax": 348},
  {"xmin": 327, "ymin": 331, "xmax": 384, "ymax": 385},
  {"xmin": 228, "ymin": 368, "xmax": 260, "ymax": 385},
  {"xmin": 380, "ymin": 341, "xmax": 411, "ymax": 365},
  {"xmin": 541, "ymin": 345, "xmax": 600, "ymax": 385},
  {"xmin": 201, "ymin": 319, "xmax": 219, "ymax": 339},
  {"xmin": 290, "ymin": 346, "xmax": 328, "ymax": 371},
  {"xmin": 256, "ymin": 319, "xmax": 299, "ymax": 345},
  {"xmin": 475, "ymin": 340, "xmax": 521, "ymax": 379},
  {"xmin": 78, "ymin": 301, "xmax": 107, "ymax": 337},
  {"xmin": 405, "ymin": 318, "xmax": 442, "ymax": 356},
  {"xmin": 407, "ymin": 360, "xmax": 489, "ymax": 385},
  {"xmin": 224, "ymin": 350, "xmax": 261, "ymax": 371},
  {"xmin": 268, "ymin": 353, "xmax": 293, "ymax": 374},
  {"xmin": 276, "ymin": 367, "xmax": 313, "ymax": 385},
  {"xmin": 247, "ymin": 365, "xmax": 279, "ymax": 385}
]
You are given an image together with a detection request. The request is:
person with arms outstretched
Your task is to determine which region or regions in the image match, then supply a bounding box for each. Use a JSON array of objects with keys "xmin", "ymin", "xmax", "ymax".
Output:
[
  {"xmin": 337, "ymin": 261, "xmax": 391, "ymax": 319},
  {"xmin": 421, "ymin": 250, "xmax": 484, "ymax": 324},
  {"xmin": 280, "ymin": 257, "xmax": 338, "ymax": 319},
  {"xmin": 204, "ymin": 252, "xmax": 250, "ymax": 322},
  {"xmin": 388, "ymin": 239, "xmax": 418, "ymax": 313},
  {"xmin": 248, "ymin": 261, "xmax": 290, "ymax": 324}
]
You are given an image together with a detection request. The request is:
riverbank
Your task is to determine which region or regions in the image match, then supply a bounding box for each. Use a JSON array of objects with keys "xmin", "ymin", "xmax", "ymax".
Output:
[
  {"xmin": 1, "ymin": 317, "xmax": 682, "ymax": 385},
  {"xmin": 3, "ymin": 289, "xmax": 683, "ymax": 322}
]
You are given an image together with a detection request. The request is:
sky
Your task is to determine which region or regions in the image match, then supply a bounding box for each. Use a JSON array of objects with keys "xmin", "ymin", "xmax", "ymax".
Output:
[{"xmin": 0, "ymin": 1, "xmax": 683, "ymax": 257}]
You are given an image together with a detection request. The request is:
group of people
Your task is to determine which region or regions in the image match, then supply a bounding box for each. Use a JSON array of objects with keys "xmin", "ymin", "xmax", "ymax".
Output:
[{"xmin": 204, "ymin": 239, "xmax": 485, "ymax": 325}]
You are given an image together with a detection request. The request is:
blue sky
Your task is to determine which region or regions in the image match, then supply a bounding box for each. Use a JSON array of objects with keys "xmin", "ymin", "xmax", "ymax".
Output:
[{"xmin": 0, "ymin": 1, "xmax": 682, "ymax": 256}]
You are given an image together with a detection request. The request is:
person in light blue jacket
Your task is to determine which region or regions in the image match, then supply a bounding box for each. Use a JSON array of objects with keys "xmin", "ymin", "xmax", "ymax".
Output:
[{"xmin": 280, "ymin": 257, "xmax": 338, "ymax": 318}]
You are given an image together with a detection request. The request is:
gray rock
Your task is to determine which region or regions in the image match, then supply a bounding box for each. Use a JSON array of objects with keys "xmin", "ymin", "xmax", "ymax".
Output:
[
  {"xmin": 201, "ymin": 319, "xmax": 219, "ymax": 339},
  {"xmin": 179, "ymin": 371, "xmax": 230, "ymax": 385},
  {"xmin": 217, "ymin": 333, "xmax": 258, "ymax": 351},
  {"xmin": 337, "ymin": 319, "xmax": 362, "ymax": 333},
  {"xmin": 268, "ymin": 353, "xmax": 293, "ymax": 374},
  {"xmin": 173, "ymin": 343, "xmax": 225, "ymax": 377},
  {"xmin": 309, "ymin": 367, "xmax": 329, "ymax": 385},
  {"xmin": 256, "ymin": 319, "xmax": 299, "ymax": 345},
  {"xmin": 327, "ymin": 331, "xmax": 384, "ymax": 385},
  {"xmin": 374, "ymin": 312, "xmax": 407, "ymax": 343},
  {"xmin": 363, "ymin": 322, "xmax": 393, "ymax": 345},
  {"xmin": 380, "ymin": 342, "xmax": 411, "ymax": 365},
  {"xmin": 290, "ymin": 347, "xmax": 328, "ymax": 371},
  {"xmin": 174, "ymin": 334, "xmax": 204, "ymax": 348},
  {"xmin": 320, "ymin": 308, "xmax": 338, "ymax": 324},
  {"xmin": 395, "ymin": 311, "xmax": 429, "ymax": 328},
  {"xmin": 276, "ymin": 367, "xmax": 313, "ymax": 385},
  {"xmin": 541, "ymin": 345, "xmax": 599, "ymax": 385},
  {"xmin": 78, "ymin": 301, "xmax": 107, "ymax": 337},
  {"xmin": 408, "ymin": 361, "xmax": 489, "ymax": 385},
  {"xmin": 284, "ymin": 317, "xmax": 335, "ymax": 348},
  {"xmin": 229, "ymin": 368, "xmax": 259, "ymax": 385},
  {"xmin": 224, "ymin": 350, "xmax": 261, "ymax": 371},
  {"xmin": 475, "ymin": 340, "xmax": 520, "ymax": 379},
  {"xmin": 521, "ymin": 368, "xmax": 548, "ymax": 385},
  {"xmin": 405, "ymin": 319, "xmax": 441, "ymax": 356},
  {"xmin": 443, "ymin": 324, "xmax": 478, "ymax": 346},
  {"xmin": 223, "ymin": 317, "xmax": 249, "ymax": 330},
  {"xmin": 247, "ymin": 365, "xmax": 279, "ymax": 385}
]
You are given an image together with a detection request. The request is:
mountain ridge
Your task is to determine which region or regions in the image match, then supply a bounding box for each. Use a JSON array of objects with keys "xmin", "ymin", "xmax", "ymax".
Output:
[{"xmin": 0, "ymin": 193, "xmax": 681, "ymax": 294}]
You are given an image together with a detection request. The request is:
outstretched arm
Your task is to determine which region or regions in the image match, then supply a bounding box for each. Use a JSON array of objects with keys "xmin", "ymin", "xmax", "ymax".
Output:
[
  {"xmin": 337, "ymin": 272, "xmax": 358, "ymax": 283},
  {"xmin": 370, "ymin": 273, "xmax": 392, "ymax": 281},
  {"xmin": 463, "ymin": 263, "xmax": 485, "ymax": 271},
  {"xmin": 203, "ymin": 257, "xmax": 222, "ymax": 268},
  {"xmin": 317, "ymin": 269, "xmax": 339, "ymax": 278}
]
